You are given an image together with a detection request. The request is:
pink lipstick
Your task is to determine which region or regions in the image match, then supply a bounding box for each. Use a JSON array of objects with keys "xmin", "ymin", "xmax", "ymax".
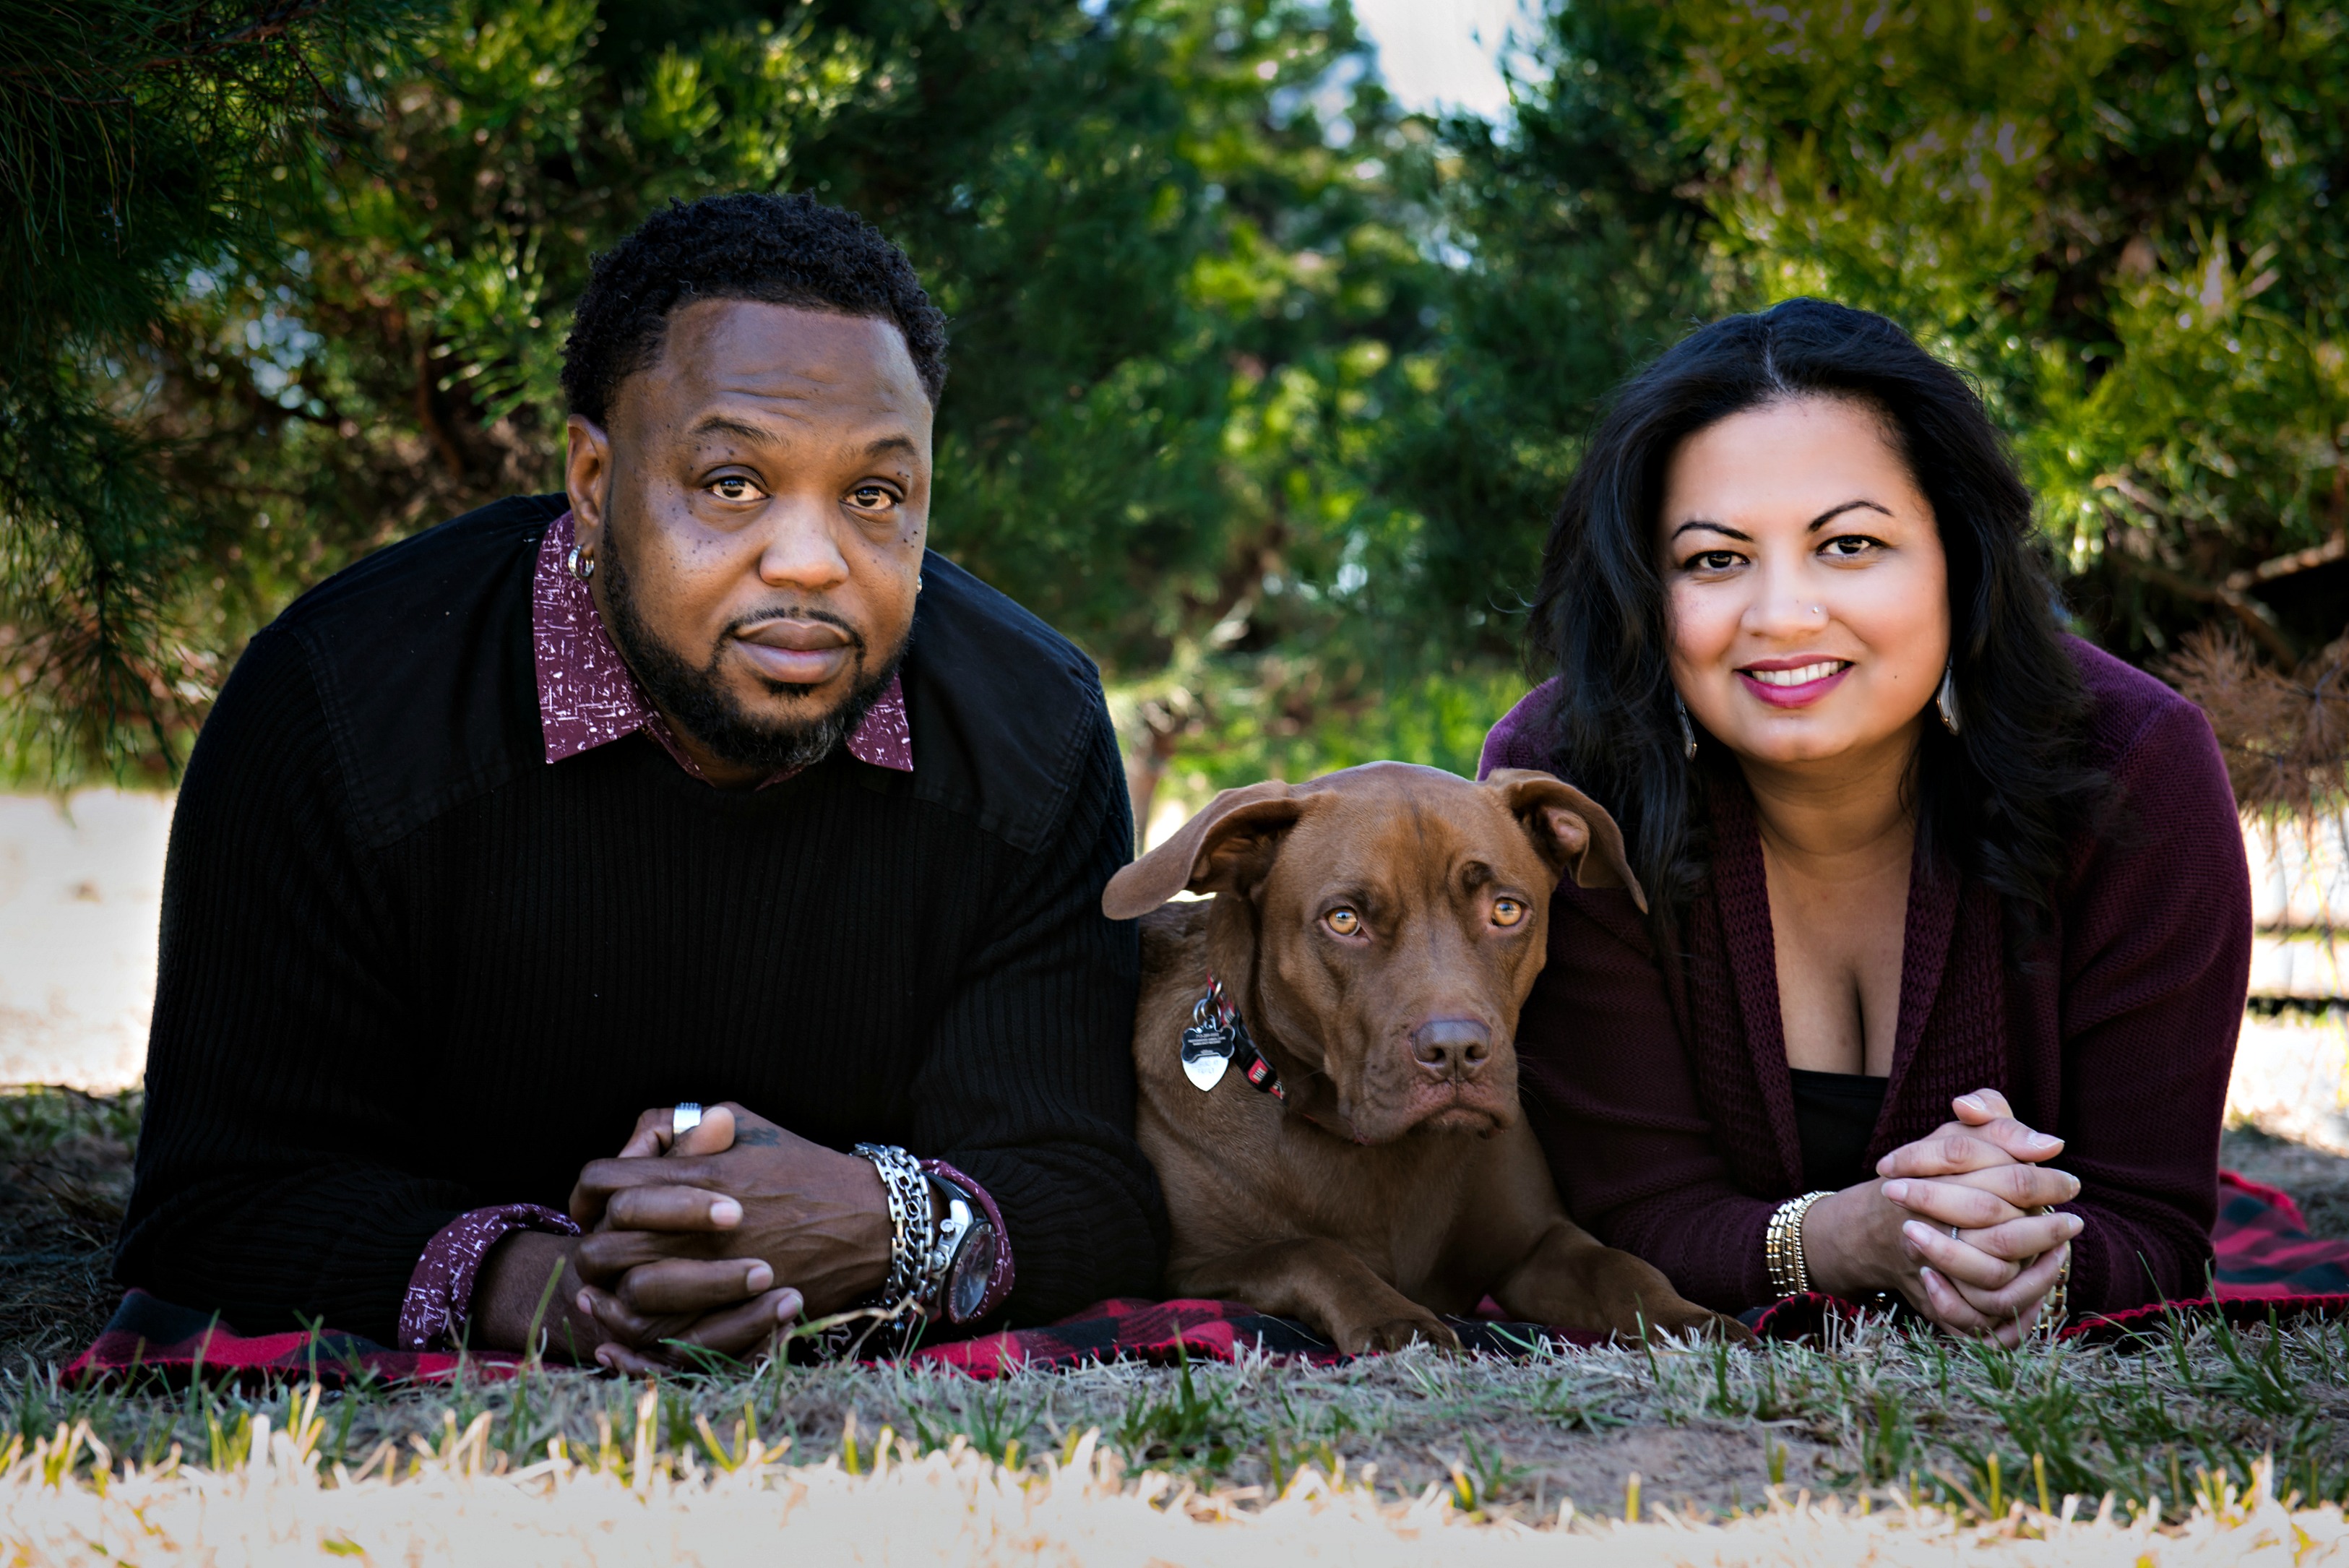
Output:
[{"xmin": 1736, "ymin": 656, "xmax": 1853, "ymax": 709}]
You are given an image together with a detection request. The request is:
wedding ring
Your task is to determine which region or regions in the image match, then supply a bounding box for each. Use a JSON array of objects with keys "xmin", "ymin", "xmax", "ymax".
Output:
[
  {"xmin": 1949, "ymin": 1223, "xmax": 1961, "ymax": 1239},
  {"xmin": 673, "ymin": 1102, "xmax": 704, "ymax": 1138}
]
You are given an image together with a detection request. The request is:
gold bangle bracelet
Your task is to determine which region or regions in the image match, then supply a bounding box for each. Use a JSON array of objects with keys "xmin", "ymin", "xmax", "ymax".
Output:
[
  {"xmin": 2042, "ymin": 1233, "xmax": 2073, "ymax": 1332},
  {"xmin": 2044, "ymin": 1255, "xmax": 2071, "ymax": 1329},
  {"xmin": 2026, "ymin": 1207, "xmax": 2075, "ymax": 1332},
  {"xmin": 1765, "ymin": 1190, "xmax": 1833, "ymax": 1298}
]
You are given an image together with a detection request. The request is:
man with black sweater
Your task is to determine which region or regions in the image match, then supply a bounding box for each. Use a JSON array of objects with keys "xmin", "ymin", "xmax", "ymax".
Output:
[{"xmin": 116, "ymin": 194, "xmax": 1165, "ymax": 1367}]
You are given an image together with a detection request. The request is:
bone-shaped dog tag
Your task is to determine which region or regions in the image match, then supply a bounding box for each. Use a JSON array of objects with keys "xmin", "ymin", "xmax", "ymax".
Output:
[{"xmin": 1180, "ymin": 1021, "xmax": 1236, "ymax": 1091}]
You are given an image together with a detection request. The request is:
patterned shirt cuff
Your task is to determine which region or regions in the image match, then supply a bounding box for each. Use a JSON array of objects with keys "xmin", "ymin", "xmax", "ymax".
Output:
[
  {"xmin": 921, "ymin": 1158, "xmax": 1016, "ymax": 1322},
  {"xmin": 398, "ymin": 1204, "xmax": 582, "ymax": 1352}
]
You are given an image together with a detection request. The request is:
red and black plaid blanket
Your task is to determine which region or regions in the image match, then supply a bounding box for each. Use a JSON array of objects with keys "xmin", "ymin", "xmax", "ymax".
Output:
[{"xmin": 66, "ymin": 1168, "xmax": 2349, "ymax": 1385}]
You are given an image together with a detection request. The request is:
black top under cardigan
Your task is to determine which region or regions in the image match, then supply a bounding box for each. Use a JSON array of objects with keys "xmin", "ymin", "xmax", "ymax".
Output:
[{"xmin": 116, "ymin": 494, "xmax": 1165, "ymax": 1344}]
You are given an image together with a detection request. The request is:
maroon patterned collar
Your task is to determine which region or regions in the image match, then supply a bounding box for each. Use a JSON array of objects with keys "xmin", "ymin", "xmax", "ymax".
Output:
[{"xmin": 531, "ymin": 510, "xmax": 913, "ymax": 788}]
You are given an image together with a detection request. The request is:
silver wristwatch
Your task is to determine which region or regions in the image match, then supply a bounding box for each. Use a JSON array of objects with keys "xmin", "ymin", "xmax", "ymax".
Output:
[{"xmin": 924, "ymin": 1171, "xmax": 999, "ymax": 1325}]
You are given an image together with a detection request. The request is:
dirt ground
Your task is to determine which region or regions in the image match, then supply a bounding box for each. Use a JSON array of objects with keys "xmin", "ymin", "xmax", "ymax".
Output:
[{"xmin": 2219, "ymin": 1124, "xmax": 2349, "ymax": 1237}]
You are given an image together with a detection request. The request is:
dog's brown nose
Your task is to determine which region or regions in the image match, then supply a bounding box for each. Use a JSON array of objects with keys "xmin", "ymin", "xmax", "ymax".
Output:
[{"xmin": 1410, "ymin": 1017, "xmax": 1491, "ymax": 1080}]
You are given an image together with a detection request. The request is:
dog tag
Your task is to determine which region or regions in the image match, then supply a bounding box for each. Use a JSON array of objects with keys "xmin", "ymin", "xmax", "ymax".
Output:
[{"xmin": 1180, "ymin": 1021, "xmax": 1236, "ymax": 1091}]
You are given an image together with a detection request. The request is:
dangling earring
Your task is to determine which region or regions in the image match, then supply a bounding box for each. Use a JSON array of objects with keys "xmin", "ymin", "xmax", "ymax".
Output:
[
  {"xmin": 1675, "ymin": 692, "xmax": 1699, "ymax": 762},
  {"xmin": 566, "ymin": 543, "xmax": 596, "ymax": 584},
  {"xmin": 1936, "ymin": 658, "xmax": 1961, "ymax": 735}
]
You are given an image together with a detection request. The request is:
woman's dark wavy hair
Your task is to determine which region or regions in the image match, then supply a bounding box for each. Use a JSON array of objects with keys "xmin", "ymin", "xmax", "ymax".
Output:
[{"xmin": 1528, "ymin": 298, "xmax": 2104, "ymax": 940}]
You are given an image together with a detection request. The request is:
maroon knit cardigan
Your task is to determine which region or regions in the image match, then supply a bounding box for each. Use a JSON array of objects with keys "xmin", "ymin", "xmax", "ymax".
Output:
[{"xmin": 1479, "ymin": 639, "xmax": 2250, "ymax": 1316}]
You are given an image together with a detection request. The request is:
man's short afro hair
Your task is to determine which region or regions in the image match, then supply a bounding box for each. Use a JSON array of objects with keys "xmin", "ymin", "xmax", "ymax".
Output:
[{"xmin": 560, "ymin": 192, "xmax": 949, "ymax": 425}]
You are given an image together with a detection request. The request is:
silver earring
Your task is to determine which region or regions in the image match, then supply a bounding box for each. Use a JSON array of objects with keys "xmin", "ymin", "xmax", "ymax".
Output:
[
  {"xmin": 1675, "ymin": 693, "xmax": 1699, "ymax": 762},
  {"xmin": 1936, "ymin": 658, "xmax": 1961, "ymax": 735},
  {"xmin": 566, "ymin": 543, "xmax": 596, "ymax": 584}
]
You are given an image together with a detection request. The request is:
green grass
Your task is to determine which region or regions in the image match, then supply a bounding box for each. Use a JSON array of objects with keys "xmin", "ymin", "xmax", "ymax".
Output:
[
  {"xmin": 5, "ymin": 1086, "xmax": 2348, "ymax": 1525},
  {"xmin": 9, "ymin": 1298, "xmax": 2348, "ymax": 1522}
]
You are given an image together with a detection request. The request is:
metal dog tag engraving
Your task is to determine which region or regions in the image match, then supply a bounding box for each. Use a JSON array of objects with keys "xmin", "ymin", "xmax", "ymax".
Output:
[{"xmin": 1180, "ymin": 1021, "xmax": 1236, "ymax": 1091}]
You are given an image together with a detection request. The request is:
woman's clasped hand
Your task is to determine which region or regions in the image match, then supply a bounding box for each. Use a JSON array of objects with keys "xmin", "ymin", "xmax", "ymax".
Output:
[{"xmin": 1801, "ymin": 1087, "xmax": 2080, "ymax": 1345}]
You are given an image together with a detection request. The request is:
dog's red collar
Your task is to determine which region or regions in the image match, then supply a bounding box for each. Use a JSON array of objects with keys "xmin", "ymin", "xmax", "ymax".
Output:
[{"xmin": 1181, "ymin": 974, "xmax": 1286, "ymax": 1101}]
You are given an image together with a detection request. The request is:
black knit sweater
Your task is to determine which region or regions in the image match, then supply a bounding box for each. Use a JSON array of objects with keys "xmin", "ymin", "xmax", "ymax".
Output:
[{"xmin": 117, "ymin": 494, "xmax": 1164, "ymax": 1344}]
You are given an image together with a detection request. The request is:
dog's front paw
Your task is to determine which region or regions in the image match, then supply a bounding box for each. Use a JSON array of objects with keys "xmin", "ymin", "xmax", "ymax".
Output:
[
  {"xmin": 1643, "ymin": 1304, "xmax": 1757, "ymax": 1347},
  {"xmin": 1336, "ymin": 1312, "xmax": 1461, "ymax": 1355}
]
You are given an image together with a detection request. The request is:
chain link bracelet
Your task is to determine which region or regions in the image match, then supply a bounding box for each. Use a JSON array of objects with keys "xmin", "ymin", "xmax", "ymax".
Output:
[{"xmin": 854, "ymin": 1142, "xmax": 936, "ymax": 1309}]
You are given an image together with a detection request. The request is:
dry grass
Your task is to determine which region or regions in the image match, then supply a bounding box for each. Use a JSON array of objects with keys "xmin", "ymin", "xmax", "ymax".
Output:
[
  {"xmin": 4, "ymin": 1398, "xmax": 2348, "ymax": 1566},
  {"xmin": 4, "ymin": 1087, "xmax": 2349, "ymax": 1550},
  {"xmin": 7, "ymin": 1284, "xmax": 2349, "ymax": 1527},
  {"xmin": 0, "ymin": 1087, "xmax": 138, "ymax": 1366}
]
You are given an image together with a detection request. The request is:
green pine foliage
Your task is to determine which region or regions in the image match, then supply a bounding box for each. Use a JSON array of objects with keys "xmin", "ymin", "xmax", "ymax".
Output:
[
  {"xmin": 0, "ymin": 0, "xmax": 427, "ymax": 780},
  {"xmin": 1660, "ymin": 0, "xmax": 2349, "ymax": 664},
  {"xmin": 7, "ymin": 0, "xmax": 2349, "ymax": 801},
  {"xmin": 8, "ymin": 0, "xmax": 1465, "ymax": 804}
]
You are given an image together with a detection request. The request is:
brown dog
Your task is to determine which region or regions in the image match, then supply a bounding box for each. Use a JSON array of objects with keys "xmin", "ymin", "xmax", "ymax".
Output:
[{"xmin": 1103, "ymin": 762, "xmax": 1745, "ymax": 1353}]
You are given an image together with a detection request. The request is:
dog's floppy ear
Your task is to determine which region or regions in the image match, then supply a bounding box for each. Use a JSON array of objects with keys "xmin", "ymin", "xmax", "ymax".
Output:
[
  {"xmin": 1103, "ymin": 780, "xmax": 1305, "ymax": 919},
  {"xmin": 1486, "ymin": 767, "xmax": 1647, "ymax": 914}
]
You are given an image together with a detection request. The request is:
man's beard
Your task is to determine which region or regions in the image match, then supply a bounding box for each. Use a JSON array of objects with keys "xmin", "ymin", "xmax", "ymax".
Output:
[{"xmin": 600, "ymin": 528, "xmax": 907, "ymax": 777}]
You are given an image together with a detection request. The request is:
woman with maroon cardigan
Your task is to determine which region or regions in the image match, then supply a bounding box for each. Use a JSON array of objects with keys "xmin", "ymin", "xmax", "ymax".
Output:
[{"xmin": 1481, "ymin": 299, "xmax": 2249, "ymax": 1341}]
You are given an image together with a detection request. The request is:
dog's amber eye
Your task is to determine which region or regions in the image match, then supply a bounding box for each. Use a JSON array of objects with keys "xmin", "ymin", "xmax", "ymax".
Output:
[
  {"xmin": 1323, "ymin": 908, "xmax": 1361, "ymax": 937},
  {"xmin": 1491, "ymin": 897, "xmax": 1526, "ymax": 927}
]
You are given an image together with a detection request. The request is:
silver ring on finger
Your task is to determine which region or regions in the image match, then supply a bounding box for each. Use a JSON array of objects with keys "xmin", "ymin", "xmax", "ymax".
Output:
[
  {"xmin": 673, "ymin": 1102, "xmax": 704, "ymax": 1138},
  {"xmin": 1949, "ymin": 1224, "xmax": 1961, "ymax": 1239}
]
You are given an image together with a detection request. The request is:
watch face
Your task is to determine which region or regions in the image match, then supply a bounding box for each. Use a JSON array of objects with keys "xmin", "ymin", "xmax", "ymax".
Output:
[{"xmin": 947, "ymin": 1221, "xmax": 998, "ymax": 1322}]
